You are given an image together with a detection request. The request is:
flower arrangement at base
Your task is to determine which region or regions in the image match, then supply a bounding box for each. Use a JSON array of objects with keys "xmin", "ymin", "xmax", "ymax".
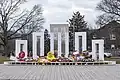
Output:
[
  {"xmin": 57, "ymin": 56, "xmax": 72, "ymax": 62},
  {"xmin": 81, "ymin": 58, "xmax": 95, "ymax": 62},
  {"xmin": 17, "ymin": 51, "xmax": 26, "ymax": 61},
  {"xmin": 37, "ymin": 57, "xmax": 50, "ymax": 63},
  {"xmin": 46, "ymin": 51, "xmax": 56, "ymax": 62},
  {"xmin": 25, "ymin": 58, "xmax": 33, "ymax": 62}
]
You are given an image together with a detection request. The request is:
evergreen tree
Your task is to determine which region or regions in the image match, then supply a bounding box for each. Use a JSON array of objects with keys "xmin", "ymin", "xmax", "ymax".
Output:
[
  {"xmin": 68, "ymin": 11, "xmax": 88, "ymax": 51},
  {"xmin": 44, "ymin": 29, "xmax": 50, "ymax": 56}
]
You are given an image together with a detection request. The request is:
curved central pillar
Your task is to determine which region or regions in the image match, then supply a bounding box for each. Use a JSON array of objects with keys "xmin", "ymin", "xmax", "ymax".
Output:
[{"xmin": 50, "ymin": 24, "xmax": 69, "ymax": 57}]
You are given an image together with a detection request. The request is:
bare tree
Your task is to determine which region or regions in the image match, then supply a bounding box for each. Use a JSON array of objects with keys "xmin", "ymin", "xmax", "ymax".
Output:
[
  {"xmin": 96, "ymin": 0, "xmax": 120, "ymax": 49},
  {"xmin": 0, "ymin": 0, "xmax": 44, "ymax": 55},
  {"xmin": 96, "ymin": 14, "xmax": 117, "ymax": 27},
  {"xmin": 96, "ymin": 0, "xmax": 120, "ymax": 27}
]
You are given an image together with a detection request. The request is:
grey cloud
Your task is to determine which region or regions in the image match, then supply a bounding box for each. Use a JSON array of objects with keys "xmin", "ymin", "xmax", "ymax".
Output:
[
  {"xmin": 69, "ymin": 0, "xmax": 101, "ymax": 10},
  {"xmin": 47, "ymin": 0, "xmax": 72, "ymax": 10},
  {"xmin": 45, "ymin": 10, "xmax": 72, "ymax": 22},
  {"xmin": 25, "ymin": 0, "xmax": 102, "ymax": 28},
  {"xmin": 51, "ymin": 4, "xmax": 72, "ymax": 10}
]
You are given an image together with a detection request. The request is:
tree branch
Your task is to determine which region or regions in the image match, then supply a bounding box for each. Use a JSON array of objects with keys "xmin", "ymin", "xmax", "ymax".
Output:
[{"xmin": 8, "ymin": 12, "xmax": 27, "ymax": 32}]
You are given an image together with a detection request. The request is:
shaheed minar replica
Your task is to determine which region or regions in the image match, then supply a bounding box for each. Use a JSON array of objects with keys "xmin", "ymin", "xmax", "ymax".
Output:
[{"xmin": 5, "ymin": 24, "xmax": 116, "ymax": 65}]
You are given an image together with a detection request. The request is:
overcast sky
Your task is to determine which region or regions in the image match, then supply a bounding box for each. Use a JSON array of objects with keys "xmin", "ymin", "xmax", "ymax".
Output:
[{"xmin": 22, "ymin": 0, "xmax": 101, "ymax": 30}]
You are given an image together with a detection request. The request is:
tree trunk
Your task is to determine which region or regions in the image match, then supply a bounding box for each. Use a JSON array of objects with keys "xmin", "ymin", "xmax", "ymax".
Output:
[
  {"xmin": 3, "ymin": 35, "xmax": 9, "ymax": 57},
  {"xmin": 4, "ymin": 45, "xmax": 9, "ymax": 56}
]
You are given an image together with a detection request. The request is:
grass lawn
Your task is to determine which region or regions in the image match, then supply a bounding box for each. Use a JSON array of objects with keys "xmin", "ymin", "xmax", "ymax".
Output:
[
  {"xmin": 0, "ymin": 56, "xmax": 10, "ymax": 64},
  {"xmin": 105, "ymin": 57, "xmax": 120, "ymax": 64}
]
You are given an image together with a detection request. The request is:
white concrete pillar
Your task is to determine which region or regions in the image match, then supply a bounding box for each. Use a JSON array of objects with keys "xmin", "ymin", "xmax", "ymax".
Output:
[
  {"xmin": 82, "ymin": 32, "xmax": 87, "ymax": 51},
  {"xmin": 58, "ymin": 32, "xmax": 62, "ymax": 57},
  {"xmin": 75, "ymin": 32, "xmax": 87, "ymax": 52},
  {"xmin": 32, "ymin": 33, "xmax": 37, "ymax": 59},
  {"xmin": 92, "ymin": 40, "xmax": 104, "ymax": 61},
  {"xmin": 50, "ymin": 33, "xmax": 54, "ymax": 53},
  {"xmin": 32, "ymin": 32, "xmax": 44, "ymax": 59},
  {"xmin": 40, "ymin": 32, "xmax": 44, "ymax": 56},
  {"xmin": 92, "ymin": 41, "xmax": 97, "ymax": 60},
  {"xmin": 75, "ymin": 35, "xmax": 79, "ymax": 51},
  {"xmin": 15, "ymin": 40, "xmax": 28, "ymax": 58},
  {"xmin": 99, "ymin": 40, "xmax": 104, "ymax": 61},
  {"xmin": 65, "ymin": 32, "xmax": 69, "ymax": 57}
]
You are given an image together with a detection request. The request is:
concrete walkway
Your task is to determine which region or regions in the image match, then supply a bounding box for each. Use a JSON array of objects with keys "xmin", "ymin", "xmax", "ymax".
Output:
[{"xmin": 0, "ymin": 65, "xmax": 120, "ymax": 80}]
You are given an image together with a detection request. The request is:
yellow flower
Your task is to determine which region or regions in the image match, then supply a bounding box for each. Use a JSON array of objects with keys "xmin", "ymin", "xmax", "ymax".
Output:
[
  {"xmin": 37, "ymin": 58, "xmax": 41, "ymax": 63},
  {"xmin": 47, "ymin": 51, "xmax": 56, "ymax": 61}
]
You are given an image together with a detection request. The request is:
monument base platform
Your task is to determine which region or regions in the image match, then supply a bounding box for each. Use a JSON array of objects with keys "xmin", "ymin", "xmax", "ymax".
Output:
[{"xmin": 4, "ymin": 61, "xmax": 116, "ymax": 66}]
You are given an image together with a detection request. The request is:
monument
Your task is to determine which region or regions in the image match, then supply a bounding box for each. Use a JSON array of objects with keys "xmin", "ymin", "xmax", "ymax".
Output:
[
  {"xmin": 7, "ymin": 23, "xmax": 116, "ymax": 65},
  {"xmin": 15, "ymin": 24, "xmax": 106, "ymax": 61}
]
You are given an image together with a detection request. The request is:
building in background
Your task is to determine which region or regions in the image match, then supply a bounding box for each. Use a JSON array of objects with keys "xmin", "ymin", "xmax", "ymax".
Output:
[{"xmin": 92, "ymin": 21, "xmax": 120, "ymax": 50}]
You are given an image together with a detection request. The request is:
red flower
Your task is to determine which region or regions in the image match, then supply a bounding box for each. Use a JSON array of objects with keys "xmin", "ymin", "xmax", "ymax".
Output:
[{"xmin": 19, "ymin": 51, "xmax": 25, "ymax": 58}]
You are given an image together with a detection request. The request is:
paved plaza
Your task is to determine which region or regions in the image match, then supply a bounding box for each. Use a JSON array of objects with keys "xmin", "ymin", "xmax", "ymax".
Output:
[{"xmin": 0, "ymin": 64, "xmax": 120, "ymax": 80}]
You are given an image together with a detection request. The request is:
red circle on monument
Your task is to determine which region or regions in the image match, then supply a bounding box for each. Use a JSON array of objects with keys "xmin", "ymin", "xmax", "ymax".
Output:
[{"xmin": 19, "ymin": 51, "xmax": 25, "ymax": 58}]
